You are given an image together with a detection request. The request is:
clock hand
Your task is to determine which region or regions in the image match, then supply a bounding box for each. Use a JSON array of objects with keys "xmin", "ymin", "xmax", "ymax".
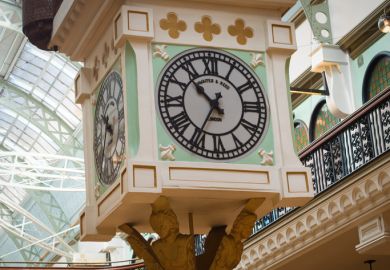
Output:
[
  {"xmin": 192, "ymin": 92, "xmax": 223, "ymax": 145},
  {"xmin": 100, "ymin": 125, "xmax": 109, "ymax": 179},
  {"xmin": 193, "ymin": 82, "xmax": 224, "ymax": 115},
  {"xmin": 194, "ymin": 82, "xmax": 212, "ymax": 102}
]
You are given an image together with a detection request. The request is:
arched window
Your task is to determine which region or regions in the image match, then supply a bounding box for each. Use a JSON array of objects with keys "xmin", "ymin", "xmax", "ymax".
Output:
[
  {"xmin": 293, "ymin": 120, "xmax": 309, "ymax": 152},
  {"xmin": 309, "ymin": 100, "xmax": 340, "ymax": 141},
  {"xmin": 362, "ymin": 52, "xmax": 390, "ymax": 103}
]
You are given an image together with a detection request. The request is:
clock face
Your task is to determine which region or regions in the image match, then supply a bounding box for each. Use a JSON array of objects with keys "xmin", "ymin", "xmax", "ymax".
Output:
[
  {"xmin": 156, "ymin": 48, "xmax": 269, "ymax": 160},
  {"xmin": 93, "ymin": 71, "xmax": 125, "ymax": 186}
]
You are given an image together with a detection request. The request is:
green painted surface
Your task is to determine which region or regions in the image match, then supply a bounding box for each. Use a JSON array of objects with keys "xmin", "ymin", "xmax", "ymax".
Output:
[
  {"xmin": 125, "ymin": 42, "xmax": 140, "ymax": 157},
  {"xmin": 293, "ymin": 95, "xmax": 323, "ymax": 127},
  {"xmin": 350, "ymin": 33, "xmax": 390, "ymax": 107},
  {"xmin": 152, "ymin": 43, "xmax": 274, "ymax": 165}
]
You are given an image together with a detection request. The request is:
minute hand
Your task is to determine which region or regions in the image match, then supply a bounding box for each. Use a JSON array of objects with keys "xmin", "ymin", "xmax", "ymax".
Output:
[{"xmin": 197, "ymin": 93, "xmax": 223, "ymax": 136}]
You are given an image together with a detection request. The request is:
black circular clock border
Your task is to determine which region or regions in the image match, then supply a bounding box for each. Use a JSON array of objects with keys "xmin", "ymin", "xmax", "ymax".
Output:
[
  {"xmin": 156, "ymin": 48, "xmax": 270, "ymax": 161},
  {"xmin": 93, "ymin": 71, "xmax": 126, "ymax": 186}
]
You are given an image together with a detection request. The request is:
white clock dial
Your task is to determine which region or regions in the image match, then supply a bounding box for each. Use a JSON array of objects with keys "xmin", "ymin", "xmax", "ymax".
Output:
[
  {"xmin": 156, "ymin": 48, "xmax": 269, "ymax": 161},
  {"xmin": 94, "ymin": 71, "xmax": 125, "ymax": 185}
]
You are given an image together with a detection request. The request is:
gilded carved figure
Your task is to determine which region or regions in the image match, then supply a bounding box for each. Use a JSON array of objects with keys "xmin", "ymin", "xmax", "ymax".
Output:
[
  {"xmin": 209, "ymin": 210, "xmax": 257, "ymax": 270},
  {"xmin": 121, "ymin": 197, "xmax": 260, "ymax": 270},
  {"xmin": 150, "ymin": 196, "xmax": 196, "ymax": 270}
]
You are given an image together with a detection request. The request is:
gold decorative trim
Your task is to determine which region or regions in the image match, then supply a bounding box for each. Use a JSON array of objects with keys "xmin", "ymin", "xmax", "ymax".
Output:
[
  {"xmin": 93, "ymin": 56, "xmax": 100, "ymax": 81},
  {"xmin": 194, "ymin": 16, "xmax": 221, "ymax": 42},
  {"xmin": 128, "ymin": 10, "xmax": 149, "ymax": 32},
  {"xmin": 286, "ymin": 171, "xmax": 309, "ymax": 193},
  {"xmin": 228, "ymin": 18, "xmax": 253, "ymax": 45},
  {"xmin": 160, "ymin": 12, "xmax": 187, "ymax": 39},
  {"xmin": 111, "ymin": 39, "xmax": 117, "ymax": 55},
  {"xmin": 133, "ymin": 165, "xmax": 157, "ymax": 188}
]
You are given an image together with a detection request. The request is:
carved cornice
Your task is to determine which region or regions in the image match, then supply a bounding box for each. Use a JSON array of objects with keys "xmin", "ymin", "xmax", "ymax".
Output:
[
  {"xmin": 337, "ymin": 1, "xmax": 388, "ymax": 60},
  {"xmin": 238, "ymin": 153, "xmax": 390, "ymax": 270}
]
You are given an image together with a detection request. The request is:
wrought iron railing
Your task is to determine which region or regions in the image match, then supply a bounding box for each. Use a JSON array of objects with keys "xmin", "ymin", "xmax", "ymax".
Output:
[
  {"xmin": 0, "ymin": 259, "xmax": 145, "ymax": 269},
  {"xmin": 251, "ymin": 87, "xmax": 390, "ymax": 235}
]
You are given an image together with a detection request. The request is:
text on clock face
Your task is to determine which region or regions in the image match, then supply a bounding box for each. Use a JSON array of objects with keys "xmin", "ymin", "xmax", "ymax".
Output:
[{"xmin": 156, "ymin": 49, "xmax": 269, "ymax": 160}]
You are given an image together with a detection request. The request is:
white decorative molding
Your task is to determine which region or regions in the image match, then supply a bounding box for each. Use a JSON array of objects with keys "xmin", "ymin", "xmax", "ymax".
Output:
[
  {"xmin": 250, "ymin": 53, "xmax": 264, "ymax": 69},
  {"xmin": 152, "ymin": 44, "xmax": 170, "ymax": 61},
  {"xmin": 159, "ymin": 144, "xmax": 176, "ymax": 161},
  {"xmin": 94, "ymin": 182, "xmax": 102, "ymax": 199},
  {"xmin": 356, "ymin": 215, "xmax": 390, "ymax": 255},
  {"xmin": 238, "ymin": 160, "xmax": 390, "ymax": 270},
  {"xmin": 258, "ymin": 148, "xmax": 273, "ymax": 165}
]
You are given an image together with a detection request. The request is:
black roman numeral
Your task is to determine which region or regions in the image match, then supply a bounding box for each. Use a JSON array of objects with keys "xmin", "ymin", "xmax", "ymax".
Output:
[
  {"xmin": 241, "ymin": 119, "xmax": 258, "ymax": 135},
  {"xmin": 170, "ymin": 112, "xmax": 190, "ymax": 134},
  {"xmin": 232, "ymin": 133, "xmax": 243, "ymax": 148},
  {"xmin": 166, "ymin": 95, "xmax": 184, "ymax": 107},
  {"xmin": 182, "ymin": 61, "xmax": 199, "ymax": 80},
  {"xmin": 243, "ymin": 101, "xmax": 260, "ymax": 113},
  {"xmin": 169, "ymin": 75, "xmax": 187, "ymax": 91},
  {"xmin": 225, "ymin": 65, "xmax": 234, "ymax": 80},
  {"xmin": 202, "ymin": 58, "xmax": 218, "ymax": 75},
  {"xmin": 190, "ymin": 128, "xmax": 205, "ymax": 149},
  {"xmin": 237, "ymin": 81, "xmax": 252, "ymax": 94},
  {"xmin": 212, "ymin": 135, "xmax": 225, "ymax": 153}
]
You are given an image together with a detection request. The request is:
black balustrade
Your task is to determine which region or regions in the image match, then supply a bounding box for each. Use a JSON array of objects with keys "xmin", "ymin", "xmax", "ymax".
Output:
[{"xmin": 251, "ymin": 87, "xmax": 390, "ymax": 236}]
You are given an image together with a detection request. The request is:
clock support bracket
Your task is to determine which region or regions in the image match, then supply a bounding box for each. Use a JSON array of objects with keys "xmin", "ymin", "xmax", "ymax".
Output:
[{"xmin": 119, "ymin": 196, "xmax": 265, "ymax": 270}]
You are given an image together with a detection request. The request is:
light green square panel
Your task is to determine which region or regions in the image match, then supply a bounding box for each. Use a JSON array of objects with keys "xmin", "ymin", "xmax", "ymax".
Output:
[{"xmin": 152, "ymin": 44, "xmax": 274, "ymax": 165}]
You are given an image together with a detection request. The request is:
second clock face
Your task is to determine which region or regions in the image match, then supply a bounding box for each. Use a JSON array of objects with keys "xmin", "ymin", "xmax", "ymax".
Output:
[{"xmin": 156, "ymin": 48, "xmax": 269, "ymax": 161}]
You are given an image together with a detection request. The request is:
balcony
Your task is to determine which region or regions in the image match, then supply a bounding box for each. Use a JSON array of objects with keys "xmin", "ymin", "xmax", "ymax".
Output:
[
  {"xmin": 252, "ymin": 87, "xmax": 390, "ymax": 235},
  {"xmin": 239, "ymin": 87, "xmax": 390, "ymax": 269}
]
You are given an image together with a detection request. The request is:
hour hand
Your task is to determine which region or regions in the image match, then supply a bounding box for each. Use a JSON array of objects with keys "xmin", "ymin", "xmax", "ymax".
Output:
[{"xmin": 194, "ymin": 82, "xmax": 212, "ymax": 102}]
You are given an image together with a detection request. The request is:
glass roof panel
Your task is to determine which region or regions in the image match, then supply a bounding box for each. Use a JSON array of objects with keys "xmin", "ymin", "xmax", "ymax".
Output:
[{"xmin": 8, "ymin": 42, "xmax": 81, "ymax": 129}]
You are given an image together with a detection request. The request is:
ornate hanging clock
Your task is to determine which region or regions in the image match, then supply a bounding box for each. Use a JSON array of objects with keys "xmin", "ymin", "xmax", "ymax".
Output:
[
  {"xmin": 156, "ymin": 48, "xmax": 269, "ymax": 160},
  {"xmin": 93, "ymin": 71, "xmax": 126, "ymax": 186}
]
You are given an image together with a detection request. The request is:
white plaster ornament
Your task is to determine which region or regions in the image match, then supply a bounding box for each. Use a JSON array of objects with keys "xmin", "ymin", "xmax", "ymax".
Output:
[
  {"xmin": 94, "ymin": 183, "xmax": 102, "ymax": 199},
  {"xmin": 153, "ymin": 45, "xmax": 170, "ymax": 61},
  {"xmin": 250, "ymin": 53, "xmax": 264, "ymax": 69},
  {"xmin": 258, "ymin": 148, "xmax": 273, "ymax": 165},
  {"xmin": 159, "ymin": 144, "xmax": 176, "ymax": 161}
]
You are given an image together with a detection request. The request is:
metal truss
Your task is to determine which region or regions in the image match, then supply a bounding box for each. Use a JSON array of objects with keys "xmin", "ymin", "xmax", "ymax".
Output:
[
  {"xmin": 0, "ymin": 0, "xmax": 21, "ymax": 33},
  {"xmin": 0, "ymin": 152, "xmax": 85, "ymax": 192},
  {"xmin": 0, "ymin": 197, "xmax": 75, "ymax": 259},
  {"xmin": 0, "ymin": 1, "xmax": 83, "ymax": 261},
  {"xmin": 0, "ymin": 81, "xmax": 82, "ymax": 155},
  {"xmin": 0, "ymin": 151, "xmax": 84, "ymax": 260}
]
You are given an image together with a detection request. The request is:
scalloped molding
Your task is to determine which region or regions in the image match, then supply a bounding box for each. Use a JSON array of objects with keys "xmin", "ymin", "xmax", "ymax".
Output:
[{"xmin": 237, "ymin": 154, "xmax": 390, "ymax": 270}]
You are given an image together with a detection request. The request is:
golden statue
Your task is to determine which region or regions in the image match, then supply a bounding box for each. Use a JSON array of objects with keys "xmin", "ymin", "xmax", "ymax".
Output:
[
  {"xmin": 149, "ymin": 196, "xmax": 196, "ymax": 270},
  {"xmin": 209, "ymin": 210, "xmax": 257, "ymax": 270},
  {"xmin": 120, "ymin": 197, "xmax": 262, "ymax": 270}
]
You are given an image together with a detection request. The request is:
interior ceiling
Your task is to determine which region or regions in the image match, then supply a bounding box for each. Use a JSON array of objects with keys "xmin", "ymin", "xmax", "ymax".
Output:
[{"xmin": 0, "ymin": 0, "xmax": 83, "ymax": 262}]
